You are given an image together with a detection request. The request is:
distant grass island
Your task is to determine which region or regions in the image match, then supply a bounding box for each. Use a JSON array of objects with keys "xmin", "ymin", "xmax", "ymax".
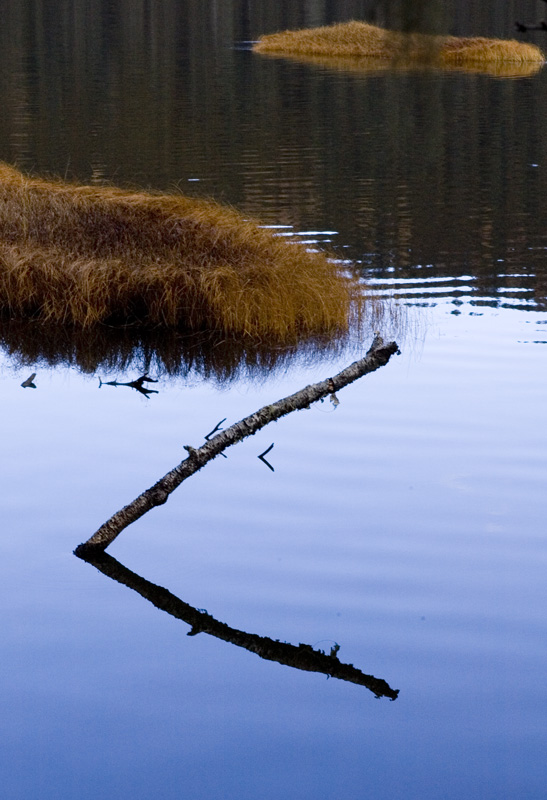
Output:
[{"xmin": 253, "ymin": 20, "xmax": 545, "ymax": 66}]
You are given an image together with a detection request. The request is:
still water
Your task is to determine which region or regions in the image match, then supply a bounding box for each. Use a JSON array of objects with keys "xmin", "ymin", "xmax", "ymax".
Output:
[{"xmin": 1, "ymin": 2, "xmax": 546, "ymax": 798}]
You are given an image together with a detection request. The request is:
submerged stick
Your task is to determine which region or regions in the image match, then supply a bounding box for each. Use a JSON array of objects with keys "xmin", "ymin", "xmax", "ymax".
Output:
[
  {"xmin": 74, "ymin": 334, "xmax": 398, "ymax": 554},
  {"xmin": 76, "ymin": 549, "xmax": 399, "ymax": 699}
]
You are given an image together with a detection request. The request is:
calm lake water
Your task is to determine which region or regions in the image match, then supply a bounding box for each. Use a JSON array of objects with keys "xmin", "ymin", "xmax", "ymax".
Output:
[{"xmin": 1, "ymin": 3, "xmax": 546, "ymax": 798}]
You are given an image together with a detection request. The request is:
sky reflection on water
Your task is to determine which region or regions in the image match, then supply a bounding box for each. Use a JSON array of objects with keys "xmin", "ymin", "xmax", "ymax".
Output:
[{"xmin": 2, "ymin": 304, "xmax": 546, "ymax": 799}]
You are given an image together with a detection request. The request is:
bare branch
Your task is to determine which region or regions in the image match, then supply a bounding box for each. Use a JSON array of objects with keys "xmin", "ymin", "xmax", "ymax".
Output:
[{"xmin": 74, "ymin": 334, "xmax": 398, "ymax": 555}]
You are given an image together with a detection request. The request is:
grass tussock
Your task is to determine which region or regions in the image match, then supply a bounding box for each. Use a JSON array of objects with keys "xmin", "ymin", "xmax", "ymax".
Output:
[
  {"xmin": 253, "ymin": 21, "xmax": 545, "ymax": 65},
  {"xmin": 0, "ymin": 163, "xmax": 365, "ymax": 341}
]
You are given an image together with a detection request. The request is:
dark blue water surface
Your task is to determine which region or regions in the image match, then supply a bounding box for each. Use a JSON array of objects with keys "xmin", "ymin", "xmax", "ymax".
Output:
[{"xmin": 1, "ymin": 3, "xmax": 546, "ymax": 798}]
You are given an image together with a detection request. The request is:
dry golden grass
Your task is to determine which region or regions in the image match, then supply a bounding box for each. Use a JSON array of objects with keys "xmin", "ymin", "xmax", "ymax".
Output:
[
  {"xmin": 0, "ymin": 163, "xmax": 366, "ymax": 341},
  {"xmin": 253, "ymin": 21, "xmax": 544, "ymax": 65}
]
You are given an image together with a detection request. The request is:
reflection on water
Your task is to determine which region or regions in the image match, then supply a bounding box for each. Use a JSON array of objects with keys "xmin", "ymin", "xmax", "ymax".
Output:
[
  {"xmin": 99, "ymin": 374, "xmax": 159, "ymax": 398},
  {"xmin": 20, "ymin": 370, "xmax": 37, "ymax": 388},
  {"xmin": 0, "ymin": 319, "xmax": 385, "ymax": 382},
  {"xmin": 256, "ymin": 50, "xmax": 545, "ymax": 79},
  {"xmin": 366, "ymin": 271, "xmax": 546, "ymax": 313},
  {"xmin": 78, "ymin": 549, "xmax": 399, "ymax": 699}
]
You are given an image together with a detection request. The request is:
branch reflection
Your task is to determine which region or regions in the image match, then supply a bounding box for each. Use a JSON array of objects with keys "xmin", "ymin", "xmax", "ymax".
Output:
[
  {"xmin": 77, "ymin": 548, "xmax": 399, "ymax": 701},
  {"xmin": 99, "ymin": 374, "xmax": 159, "ymax": 398}
]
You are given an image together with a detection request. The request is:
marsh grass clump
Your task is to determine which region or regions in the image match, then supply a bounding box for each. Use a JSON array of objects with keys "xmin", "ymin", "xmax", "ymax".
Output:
[
  {"xmin": 0, "ymin": 163, "xmax": 365, "ymax": 341},
  {"xmin": 253, "ymin": 21, "xmax": 544, "ymax": 66}
]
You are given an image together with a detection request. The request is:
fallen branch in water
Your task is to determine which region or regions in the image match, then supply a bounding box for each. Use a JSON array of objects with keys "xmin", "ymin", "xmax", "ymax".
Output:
[
  {"xmin": 76, "ymin": 548, "xmax": 399, "ymax": 699},
  {"xmin": 74, "ymin": 334, "xmax": 398, "ymax": 554}
]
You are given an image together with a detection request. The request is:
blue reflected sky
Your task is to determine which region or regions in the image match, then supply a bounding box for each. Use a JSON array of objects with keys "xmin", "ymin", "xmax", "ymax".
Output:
[{"xmin": 1, "ymin": 305, "xmax": 546, "ymax": 799}]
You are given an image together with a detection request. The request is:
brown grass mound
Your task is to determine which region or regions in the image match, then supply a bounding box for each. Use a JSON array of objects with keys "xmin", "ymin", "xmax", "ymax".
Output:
[
  {"xmin": 253, "ymin": 21, "xmax": 544, "ymax": 65},
  {"xmin": 0, "ymin": 163, "xmax": 364, "ymax": 340}
]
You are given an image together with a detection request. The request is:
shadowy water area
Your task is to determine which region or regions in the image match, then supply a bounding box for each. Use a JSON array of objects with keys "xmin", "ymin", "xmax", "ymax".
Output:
[{"xmin": 1, "ymin": 2, "xmax": 546, "ymax": 799}]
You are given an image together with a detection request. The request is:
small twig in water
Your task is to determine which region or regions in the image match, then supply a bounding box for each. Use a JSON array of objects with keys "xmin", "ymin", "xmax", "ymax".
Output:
[
  {"xmin": 21, "ymin": 373, "xmax": 37, "ymax": 389},
  {"xmin": 258, "ymin": 443, "xmax": 275, "ymax": 472},
  {"xmin": 98, "ymin": 374, "xmax": 158, "ymax": 398},
  {"xmin": 515, "ymin": 20, "xmax": 547, "ymax": 32}
]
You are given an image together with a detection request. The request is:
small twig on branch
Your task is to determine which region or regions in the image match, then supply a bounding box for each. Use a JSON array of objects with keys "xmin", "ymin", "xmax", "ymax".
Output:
[
  {"xmin": 204, "ymin": 418, "xmax": 227, "ymax": 440},
  {"xmin": 74, "ymin": 334, "xmax": 398, "ymax": 555}
]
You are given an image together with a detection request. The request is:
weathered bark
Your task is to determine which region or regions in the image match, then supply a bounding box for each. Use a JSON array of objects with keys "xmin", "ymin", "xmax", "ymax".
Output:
[
  {"xmin": 76, "ymin": 548, "xmax": 399, "ymax": 700},
  {"xmin": 74, "ymin": 334, "xmax": 398, "ymax": 554}
]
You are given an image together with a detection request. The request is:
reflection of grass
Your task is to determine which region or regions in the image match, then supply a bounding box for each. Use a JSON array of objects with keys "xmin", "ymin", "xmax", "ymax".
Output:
[
  {"xmin": 0, "ymin": 320, "xmax": 360, "ymax": 383},
  {"xmin": 259, "ymin": 50, "xmax": 544, "ymax": 79},
  {"xmin": 0, "ymin": 163, "xmax": 365, "ymax": 341},
  {"xmin": 0, "ymin": 294, "xmax": 402, "ymax": 384},
  {"xmin": 253, "ymin": 21, "xmax": 544, "ymax": 66}
]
